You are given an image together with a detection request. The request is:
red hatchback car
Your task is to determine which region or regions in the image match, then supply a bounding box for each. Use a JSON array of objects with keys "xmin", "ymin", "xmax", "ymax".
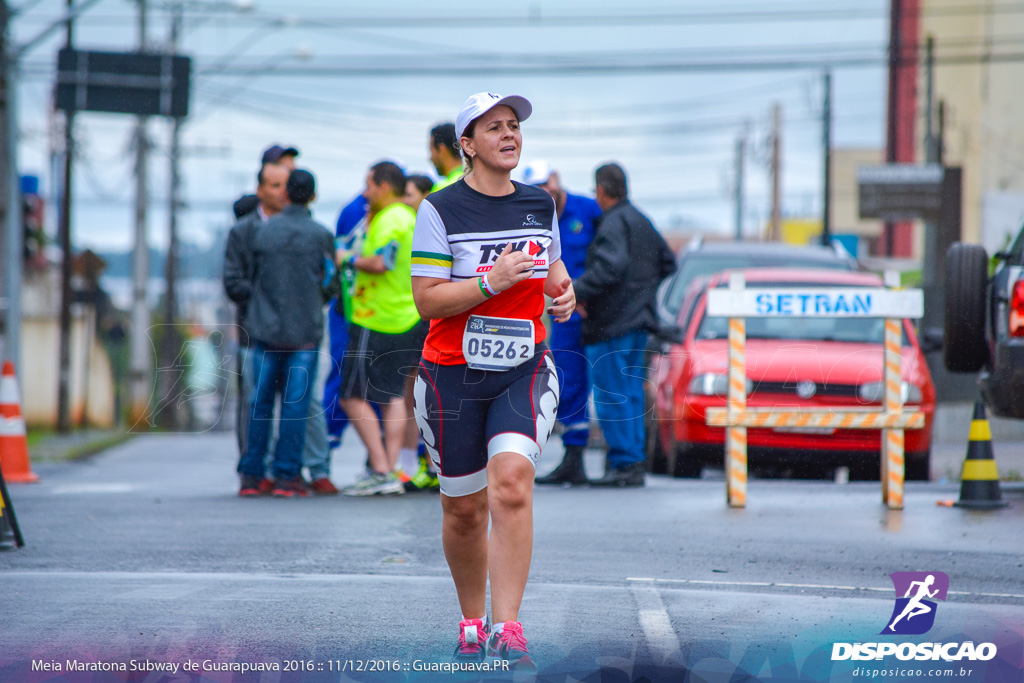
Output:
[{"xmin": 649, "ymin": 268, "xmax": 936, "ymax": 480}]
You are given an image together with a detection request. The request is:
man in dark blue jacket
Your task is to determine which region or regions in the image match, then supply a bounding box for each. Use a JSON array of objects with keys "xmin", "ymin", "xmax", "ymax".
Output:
[
  {"xmin": 521, "ymin": 161, "xmax": 602, "ymax": 486},
  {"xmin": 574, "ymin": 163, "xmax": 675, "ymax": 487}
]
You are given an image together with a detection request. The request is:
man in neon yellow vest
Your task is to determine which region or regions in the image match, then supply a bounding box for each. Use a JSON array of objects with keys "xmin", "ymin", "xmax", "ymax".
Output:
[
  {"xmin": 336, "ymin": 161, "xmax": 429, "ymax": 496},
  {"xmin": 429, "ymin": 123, "xmax": 463, "ymax": 191}
]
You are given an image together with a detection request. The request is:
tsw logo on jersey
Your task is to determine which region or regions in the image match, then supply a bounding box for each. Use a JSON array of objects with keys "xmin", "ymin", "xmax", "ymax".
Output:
[
  {"xmin": 882, "ymin": 572, "xmax": 949, "ymax": 635},
  {"xmin": 477, "ymin": 241, "xmax": 548, "ymax": 272}
]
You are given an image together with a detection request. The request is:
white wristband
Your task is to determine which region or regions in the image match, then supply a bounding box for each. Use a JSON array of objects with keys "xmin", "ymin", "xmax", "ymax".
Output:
[{"xmin": 482, "ymin": 272, "xmax": 501, "ymax": 297}]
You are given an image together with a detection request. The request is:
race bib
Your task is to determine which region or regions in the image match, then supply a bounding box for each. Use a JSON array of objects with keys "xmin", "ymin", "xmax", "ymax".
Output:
[{"xmin": 463, "ymin": 315, "xmax": 535, "ymax": 371}]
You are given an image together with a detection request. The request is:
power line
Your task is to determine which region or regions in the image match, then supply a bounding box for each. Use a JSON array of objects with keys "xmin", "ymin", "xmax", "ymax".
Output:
[
  {"xmin": 193, "ymin": 75, "xmax": 811, "ymax": 122},
  {"xmin": 187, "ymin": 50, "xmax": 1024, "ymax": 78},
  {"xmin": 186, "ymin": 35, "xmax": 1024, "ymax": 67},
  {"xmin": 20, "ymin": 30, "xmax": 1024, "ymax": 80},
  {"xmin": 96, "ymin": 2, "xmax": 1024, "ymax": 27},
  {"xmin": 192, "ymin": 81, "xmax": 880, "ymax": 144}
]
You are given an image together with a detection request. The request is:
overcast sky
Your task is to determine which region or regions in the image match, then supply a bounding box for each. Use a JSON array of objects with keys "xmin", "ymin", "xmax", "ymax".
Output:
[{"xmin": 11, "ymin": 0, "xmax": 893, "ymax": 252}]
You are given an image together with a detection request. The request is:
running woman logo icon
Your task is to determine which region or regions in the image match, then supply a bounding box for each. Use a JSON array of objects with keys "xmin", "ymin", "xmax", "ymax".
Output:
[{"xmin": 881, "ymin": 572, "xmax": 949, "ymax": 635}]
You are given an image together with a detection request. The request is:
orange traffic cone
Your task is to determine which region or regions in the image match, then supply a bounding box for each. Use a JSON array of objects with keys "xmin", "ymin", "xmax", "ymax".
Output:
[{"xmin": 0, "ymin": 361, "xmax": 38, "ymax": 483}]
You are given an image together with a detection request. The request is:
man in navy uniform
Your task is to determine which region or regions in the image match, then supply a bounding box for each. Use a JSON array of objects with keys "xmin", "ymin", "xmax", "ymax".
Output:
[{"xmin": 522, "ymin": 161, "xmax": 602, "ymax": 486}]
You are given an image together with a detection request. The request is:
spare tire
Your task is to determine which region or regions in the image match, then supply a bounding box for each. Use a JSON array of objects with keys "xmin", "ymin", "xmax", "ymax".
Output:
[{"xmin": 944, "ymin": 243, "xmax": 989, "ymax": 373}]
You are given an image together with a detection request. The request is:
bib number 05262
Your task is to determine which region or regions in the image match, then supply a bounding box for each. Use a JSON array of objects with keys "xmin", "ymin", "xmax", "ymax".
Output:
[
  {"xmin": 466, "ymin": 337, "xmax": 530, "ymax": 360},
  {"xmin": 463, "ymin": 315, "xmax": 534, "ymax": 371}
]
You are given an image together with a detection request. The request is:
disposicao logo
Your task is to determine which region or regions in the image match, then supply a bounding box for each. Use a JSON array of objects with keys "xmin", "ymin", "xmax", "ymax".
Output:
[
  {"xmin": 831, "ymin": 571, "xmax": 997, "ymax": 663},
  {"xmin": 882, "ymin": 571, "xmax": 948, "ymax": 635}
]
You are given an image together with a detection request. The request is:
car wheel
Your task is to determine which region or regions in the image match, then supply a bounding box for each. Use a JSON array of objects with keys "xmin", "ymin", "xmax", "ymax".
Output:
[
  {"xmin": 905, "ymin": 450, "xmax": 931, "ymax": 482},
  {"xmin": 669, "ymin": 442, "xmax": 704, "ymax": 478},
  {"xmin": 944, "ymin": 243, "xmax": 989, "ymax": 373}
]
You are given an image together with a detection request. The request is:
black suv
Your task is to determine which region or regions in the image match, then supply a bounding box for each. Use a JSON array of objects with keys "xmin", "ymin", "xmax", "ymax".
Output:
[{"xmin": 944, "ymin": 226, "xmax": 1024, "ymax": 418}]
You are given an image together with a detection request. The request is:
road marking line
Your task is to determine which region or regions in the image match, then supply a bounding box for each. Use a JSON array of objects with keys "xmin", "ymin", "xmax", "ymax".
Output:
[
  {"xmin": 775, "ymin": 582, "xmax": 884, "ymax": 591},
  {"xmin": 51, "ymin": 483, "xmax": 139, "ymax": 494},
  {"xmin": 629, "ymin": 583, "xmax": 680, "ymax": 665},
  {"xmin": 626, "ymin": 578, "xmax": 1024, "ymax": 600}
]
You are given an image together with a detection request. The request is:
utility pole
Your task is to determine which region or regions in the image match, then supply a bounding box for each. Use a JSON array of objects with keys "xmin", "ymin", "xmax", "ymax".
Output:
[
  {"xmin": 129, "ymin": 0, "xmax": 151, "ymax": 426},
  {"xmin": 921, "ymin": 35, "xmax": 939, "ymax": 288},
  {"xmin": 734, "ymin": 130, "xmax": 745, "ymax": 241},
  {"xmin": 768, "ymin": 103, "xmax": 782, "ymax": 241},
  {"xmin": 883, "ymin": 0, "xmax": 902, "ymax": 257},
  {"xmin": 160, "ymin": 1, "xmax": 183, "ymax": 430},
  {"xmin": 920, "ymin": 35, "xmax": 947, "ymax": 346},
  {"xmin": 0, "ymin": 0, "xmax": 10, "ymax": 363},
  {"xmin": 56, "ymin": 0, "xmax": 75, "ymax": 432},
  {"xmin": 820, "ymin": 69, "xmax": 832, "ymax": 247},
  {"xmin": 0, "ymin": 0, "xmax": 22, "ymax": 369}
]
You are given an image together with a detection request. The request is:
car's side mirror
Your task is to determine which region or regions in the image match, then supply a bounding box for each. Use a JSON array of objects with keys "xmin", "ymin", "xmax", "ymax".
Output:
[{"xmin": 919, "ymin": 326, "xmax": 944, "ymax": 354}]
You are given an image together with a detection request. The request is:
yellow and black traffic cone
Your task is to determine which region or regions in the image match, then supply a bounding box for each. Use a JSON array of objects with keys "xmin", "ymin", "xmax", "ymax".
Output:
[
  {"xmin": 954, "ymin": 401, "xmax": 1008, "ymax": 510},
  {"xmin": 0, "ymin": 469, "xmax": 24, "ymax": 550}
]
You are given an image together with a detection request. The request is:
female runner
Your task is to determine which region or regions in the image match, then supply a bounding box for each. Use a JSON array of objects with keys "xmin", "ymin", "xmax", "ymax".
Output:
[{"xmin": 410, "ymin": 92, "xmax": 576, "ymax": 669}]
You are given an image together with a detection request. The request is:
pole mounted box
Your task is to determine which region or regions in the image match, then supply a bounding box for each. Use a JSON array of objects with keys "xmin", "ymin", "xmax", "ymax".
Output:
[{"xmin": 55, "ymin": 48, "xmax": 191, "ymax": 118}]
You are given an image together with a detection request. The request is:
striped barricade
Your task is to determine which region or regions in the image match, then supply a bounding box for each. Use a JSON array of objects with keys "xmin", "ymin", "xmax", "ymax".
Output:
[{"xmin": 705, "ymin": 272, "xmax": 924, "ymax": 510}]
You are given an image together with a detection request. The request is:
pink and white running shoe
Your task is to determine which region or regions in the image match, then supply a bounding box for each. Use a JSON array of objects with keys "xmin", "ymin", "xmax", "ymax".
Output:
[
  {"xmin": 454, "ymin": 618, "xmax": 489, "ymax": 662},
  {"xmin": 487, "ymin": 621, "xmax": 537, "ymax": 672}
]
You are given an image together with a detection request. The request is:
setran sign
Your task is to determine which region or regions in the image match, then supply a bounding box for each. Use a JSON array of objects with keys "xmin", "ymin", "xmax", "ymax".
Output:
[
  {"xmin": 857, "ymin": 164, "xmax": 944, "ymax": 221},
  {"xmin": 707, "ymin": 287, "xmax": 924, "ymax": 319},
  {"xmin": 56, "ymin": 48, "xmax": 191, "ymax": 118}
]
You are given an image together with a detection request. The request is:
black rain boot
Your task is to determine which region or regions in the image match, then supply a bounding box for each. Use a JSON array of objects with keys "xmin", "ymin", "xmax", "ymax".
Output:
[
  {"xmin": 535, "ymin": 445, "xmax": 587, "ymax": 485},
  {"xmin": 588, "ymin": 462, "xmax": 645, "ymax": 488}
]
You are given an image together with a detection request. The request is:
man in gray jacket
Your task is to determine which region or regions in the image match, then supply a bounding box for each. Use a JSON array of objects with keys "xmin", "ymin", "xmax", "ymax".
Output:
[
  {"xmin": 237, "ymin": 169, "xmax": 336, "ymax": 497},
  {"xmin": 574, "ymin": 163, "xmax": 675, "ymax": 488}
]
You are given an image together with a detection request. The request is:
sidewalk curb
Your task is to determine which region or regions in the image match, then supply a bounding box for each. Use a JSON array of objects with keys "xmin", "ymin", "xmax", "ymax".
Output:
[{"xmin": 27, "ymin": 430, "xmax": 136, "ymax": 463}]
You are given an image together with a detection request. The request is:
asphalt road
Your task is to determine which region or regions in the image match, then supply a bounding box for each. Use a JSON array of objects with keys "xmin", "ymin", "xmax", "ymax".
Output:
[{"xmin": 1, "ymin": 432, "xmax": 1022, "ymax": 682}]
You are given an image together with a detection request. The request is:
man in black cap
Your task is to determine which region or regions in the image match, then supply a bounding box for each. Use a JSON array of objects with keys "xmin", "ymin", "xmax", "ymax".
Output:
[
  {"xmin": 261, "ymin": 144, "xmax": 299, "ymax": 168},
  {"xmin": 237, "ymin": 169, "xmax": 336, "ymax": 497}
]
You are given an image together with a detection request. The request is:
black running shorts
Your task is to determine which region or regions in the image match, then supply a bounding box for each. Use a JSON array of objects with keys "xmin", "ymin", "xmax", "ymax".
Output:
[
  {"xmin": 341, "ymin": 321, "xmax": 428, "ymax": 403},
  {"xmin": 413, "ymin": 348, "xmax": 560, "ymax": 497}
]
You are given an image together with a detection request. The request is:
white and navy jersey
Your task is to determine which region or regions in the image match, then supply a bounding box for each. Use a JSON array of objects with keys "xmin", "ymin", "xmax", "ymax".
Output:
[{"xmin": 411, "ymin": 179, "xmax": 561, "ymax": 365}]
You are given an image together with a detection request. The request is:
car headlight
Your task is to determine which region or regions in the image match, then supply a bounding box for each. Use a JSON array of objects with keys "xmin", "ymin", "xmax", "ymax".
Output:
[
  {"xmin": 857, "ymin": 381, "xmax": 922, "ymax": 404},
  {"xmin": 688, "ymin": 373, "xmax": 752, "ymax": 397}
]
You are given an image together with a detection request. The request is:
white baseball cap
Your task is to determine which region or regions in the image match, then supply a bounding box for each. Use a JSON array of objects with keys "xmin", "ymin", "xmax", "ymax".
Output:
[
  {"xmin": 455, "ymin": 92, "xmax": 533, "ymax": 140},
  {"xmin": 521, "ymin": 160, "xmax": 553, "ymax": 185}
]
